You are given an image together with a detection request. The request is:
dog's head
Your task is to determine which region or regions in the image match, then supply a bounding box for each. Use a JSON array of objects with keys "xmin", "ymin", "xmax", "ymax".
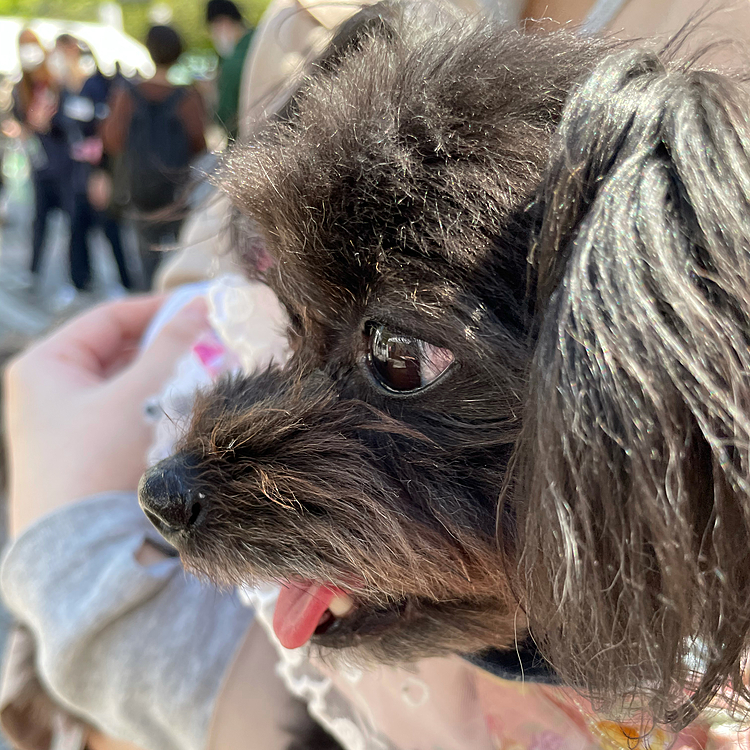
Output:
[
  {"xmin": 140, "ymin": 3, "xmax": 750, "ymax": 728},
  {"xmin": 139, "ymin": 7, "xmax": 610, "ymax": 663}
]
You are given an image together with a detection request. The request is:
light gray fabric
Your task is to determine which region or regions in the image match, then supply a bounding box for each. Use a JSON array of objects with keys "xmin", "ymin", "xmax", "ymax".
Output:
[{"xmin": 0, "ymin": 493, "xmax": 254, "ymax": 750}]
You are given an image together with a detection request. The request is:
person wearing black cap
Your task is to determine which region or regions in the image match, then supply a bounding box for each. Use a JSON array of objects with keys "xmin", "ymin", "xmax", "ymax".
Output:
[{"xmin": 206, "ymin": 0, "xmax": 254, "ymax": 139}]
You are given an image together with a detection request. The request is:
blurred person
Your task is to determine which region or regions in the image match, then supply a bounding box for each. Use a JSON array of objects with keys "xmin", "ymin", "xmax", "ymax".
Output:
[
  {"xmin": 66, "ymin": 42, "xmax": 134, "ymax": 291},
  {"xmin": 206, "ymin": 0, "xmax": 254, "ymax": 139},
  {"xmin": 48, "ymin": 34, "xmax": 92, "ymax": 96},
  {"xmin": 102, "ymin": 25, "xmax": 206, "ymax": 290},
  {"xmin": 48, "ymin": 34, "xmax": 97, "ymax": 293},
  {"xmin": 45, "ymin": 34, "xmax": 102, "ymax": 294},
  {"xmin": 16, "ymin": 32, "xmax": 125, "ymax": 296},
  {"xmin": 12, "ymin": 29, "xmax": 74, "ymax": 290}
]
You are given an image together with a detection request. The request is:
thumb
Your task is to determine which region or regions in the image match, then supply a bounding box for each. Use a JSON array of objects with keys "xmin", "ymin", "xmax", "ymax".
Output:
[{"xmin": 117, "ymin": 297, "xmax": 211, "ymax": 400}]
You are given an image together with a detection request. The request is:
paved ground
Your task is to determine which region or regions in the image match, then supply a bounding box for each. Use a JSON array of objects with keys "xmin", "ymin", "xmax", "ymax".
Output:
[
  {"xmin": 0, "ymin": 143, "xmax": 136, "ymax": 748},
  {"xmin": 0, "ymin": 143, "xmax": 135, "ymax": 346}
]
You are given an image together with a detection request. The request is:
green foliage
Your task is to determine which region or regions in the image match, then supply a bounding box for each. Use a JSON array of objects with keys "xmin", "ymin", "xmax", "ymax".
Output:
[{"xmin": 0, "ymin": 0, "xmax": 270, "ymax": 50}]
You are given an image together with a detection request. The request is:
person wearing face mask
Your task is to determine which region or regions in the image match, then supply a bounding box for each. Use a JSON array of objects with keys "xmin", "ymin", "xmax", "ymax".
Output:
[
  {"xmin": 48, "ymin": 34, "xmax": 99, "ymax": 293},
  {"xmin": 48, "ymin": 34, "xmax": 90, "ymax": 96},
  {"xmin": 13, "ymin": 29, "xmax": 74, "ymax": 290},
  {"xmin": 65, "ymin": 40, "xmax": 134, "ymax": 292},
  {"xmin": 206, "ymin": 0, "xmax": 254, "ymax": 139}
]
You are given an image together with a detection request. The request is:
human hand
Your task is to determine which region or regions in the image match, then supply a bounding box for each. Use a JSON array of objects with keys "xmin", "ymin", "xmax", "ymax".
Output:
[{"xmin": 4, "ymin": 295, "xmax": 209, "ymax": 537}]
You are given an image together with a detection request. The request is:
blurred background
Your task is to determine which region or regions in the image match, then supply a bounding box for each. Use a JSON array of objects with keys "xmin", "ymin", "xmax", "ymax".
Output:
[
  {"xmin": 0, "ymin": 3, "xmax": 270, "ymax": 744},
  {"xmin": 0, "ymin": 0, "xmax": 270, "ymax": 344}
]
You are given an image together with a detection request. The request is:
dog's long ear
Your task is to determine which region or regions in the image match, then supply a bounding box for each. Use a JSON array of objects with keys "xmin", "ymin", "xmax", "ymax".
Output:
[{"xmin": 522, "ymin": 49, "xmax": 750, "ymax": 727}]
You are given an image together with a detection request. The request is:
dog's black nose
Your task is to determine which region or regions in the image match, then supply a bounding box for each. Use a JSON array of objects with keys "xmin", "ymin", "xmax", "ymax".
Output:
[{"xmin": 138, "ymin": 457, "xmax": 206, "ymax": 539}]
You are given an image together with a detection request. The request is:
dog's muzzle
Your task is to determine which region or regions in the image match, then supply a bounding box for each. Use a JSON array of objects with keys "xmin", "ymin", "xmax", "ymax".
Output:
[{"xmin": 138, "ymin": 456, "xmax": 206, "ymax": 542}]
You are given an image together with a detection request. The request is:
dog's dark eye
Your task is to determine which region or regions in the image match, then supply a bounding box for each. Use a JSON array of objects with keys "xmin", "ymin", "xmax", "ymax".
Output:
[{"xmin": 366, "ymin": 324, "xmax": 454, "ymax": 393}]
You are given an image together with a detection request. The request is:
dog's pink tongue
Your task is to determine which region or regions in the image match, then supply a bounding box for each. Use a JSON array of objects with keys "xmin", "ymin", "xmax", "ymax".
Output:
[{"xmin": 273, "ymin": 580, "xmax": 339, "ymax": 649}]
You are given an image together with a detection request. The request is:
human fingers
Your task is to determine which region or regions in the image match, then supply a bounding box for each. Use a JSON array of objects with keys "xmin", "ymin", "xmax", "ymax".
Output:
[
  {"xmin": 20, "ymin": 295, "xmax": 167, "ymax": 382},
  {"xmin": 114, "ymin": 297, "xmax": 210, "ymax": 402}
]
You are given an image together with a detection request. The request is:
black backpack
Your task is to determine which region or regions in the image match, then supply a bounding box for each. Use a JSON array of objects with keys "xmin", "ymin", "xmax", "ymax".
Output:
[{"xmin": 124, "ymin": 84, "xmax": 192, "ymax": 213}]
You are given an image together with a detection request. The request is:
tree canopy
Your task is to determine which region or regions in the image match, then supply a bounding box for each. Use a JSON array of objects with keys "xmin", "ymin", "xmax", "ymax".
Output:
[{"xmin": 0, "ymin": 0, "xmax": 270, "ymax": 50}]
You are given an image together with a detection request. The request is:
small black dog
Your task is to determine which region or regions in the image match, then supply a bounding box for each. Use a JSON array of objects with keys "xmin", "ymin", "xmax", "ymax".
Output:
[
  {"xmin": 140, "ymin": 3, "xmax": 750, "ymax": 730},
  {"xmin": 141, "ymin": 4, "xmax": 610, "ymax": 662}
]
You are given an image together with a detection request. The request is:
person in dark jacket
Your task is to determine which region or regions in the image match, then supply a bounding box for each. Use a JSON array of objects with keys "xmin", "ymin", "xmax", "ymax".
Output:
[
  {"xmin": 13, "ymin": 29, "xmax": 74, "ymax": 288},
  {"xmin": 102, "ymin": 25, "xmax": 206, "ymax": 290},
  {"xmin": 64, "ymin": 40, "xmax": 133, "ymax": 291}
]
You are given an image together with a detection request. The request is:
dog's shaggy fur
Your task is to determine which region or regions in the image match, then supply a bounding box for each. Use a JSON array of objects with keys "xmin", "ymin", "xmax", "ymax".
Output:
[
  {"xmin": 140, "ymin": 2, "xmax": 750, "ymax": 731},
  {"xmin": 523, "ymin": 46, "xmax": 750, "ymax": 725},
  {"xmin": 150, "ymin": 8, "xmax": 614, "ymax": 662}
]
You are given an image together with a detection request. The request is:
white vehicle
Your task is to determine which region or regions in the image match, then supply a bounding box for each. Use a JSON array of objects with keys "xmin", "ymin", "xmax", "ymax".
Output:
[{"xmin": 0, "ymin": 16, "xmax": 155, "ymax": 79}]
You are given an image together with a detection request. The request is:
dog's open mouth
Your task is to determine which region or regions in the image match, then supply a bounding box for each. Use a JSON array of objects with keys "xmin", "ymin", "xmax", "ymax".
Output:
[{"xmin": 273, "ymin": 579, "xmax": 357, "ymax": 649}]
